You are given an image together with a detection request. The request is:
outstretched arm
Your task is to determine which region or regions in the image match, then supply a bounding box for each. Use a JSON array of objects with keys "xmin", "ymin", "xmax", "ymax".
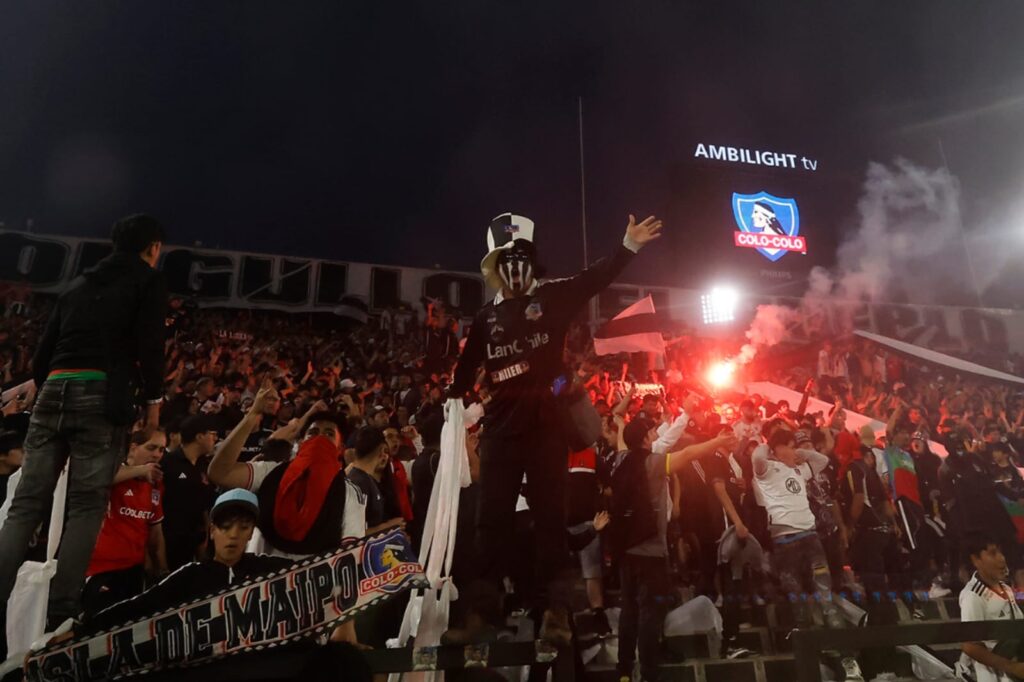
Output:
[
  {"xmin": 613, "ymin": 414, "xmax": 628, "ymax": 452},
  {"xmin": 886, "ymin": 400, "xmax": 904, "ymax": 438},
  {"xmin": 652, "ymin": 410, "xmax": 689, "ymax": 455},
  {"xmin": 612, "ymin": 383, "xmax": 635, "ymax": 418},
  {"xmin": 667, "ymin": 434, "xmax": 737, "ymax": 474},
  {"xmin": 79, "ymin": 567, "xmax": 192, "ymax": 636},
  {"xmin": 208, "ymin": 382, "xmax": 276, "ymax": 490},
  {"xmin": 554, "ymin": 215, "xmax": 663, "ymax": 316},
  {"xmin": 796, "ymin": 378, "xmax": 813, "ymax": 417}
]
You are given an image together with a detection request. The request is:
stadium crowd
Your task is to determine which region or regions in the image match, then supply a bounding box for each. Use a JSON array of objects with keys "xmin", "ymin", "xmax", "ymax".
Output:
[{"xmin": 2, "ymin": 259, "xmax": 1024, "ymax": 680}]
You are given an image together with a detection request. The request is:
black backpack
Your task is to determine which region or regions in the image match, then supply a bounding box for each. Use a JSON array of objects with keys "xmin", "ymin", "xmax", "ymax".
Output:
[
  {"xmin": 607, "ymin": 449, "xmax": 659, "ymax": 559},
  {"xmin": 256, "ymin": 462, "xmax": 349, "ymax": 556}
]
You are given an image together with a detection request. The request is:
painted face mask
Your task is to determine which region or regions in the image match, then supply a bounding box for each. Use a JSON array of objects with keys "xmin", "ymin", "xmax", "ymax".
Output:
[{"xmin": 497, "ymin": 243, "xmax": 535, "ymax": 294}]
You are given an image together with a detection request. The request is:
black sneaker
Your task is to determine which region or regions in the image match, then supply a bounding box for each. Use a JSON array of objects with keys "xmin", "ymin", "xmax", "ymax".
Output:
[{"xmin": 592, "ymin": 609, "xmax": 612, "ymax": 637}]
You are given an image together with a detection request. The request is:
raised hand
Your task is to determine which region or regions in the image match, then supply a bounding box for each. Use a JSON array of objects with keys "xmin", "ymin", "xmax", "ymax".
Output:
[
  {"xmin": 625, "ymin": 214, "xmax": 664, "ymax": 247},
  {"xmin": 249, "ymin": 378, "xmax": 279, "ymax": 417},
  {"xmin": 306, "ymin": 400, "xmax": 329, "ymax": 417},
  {"xmin": 270, "ymin": 418, "xmax": 303, "ymax": 443}
]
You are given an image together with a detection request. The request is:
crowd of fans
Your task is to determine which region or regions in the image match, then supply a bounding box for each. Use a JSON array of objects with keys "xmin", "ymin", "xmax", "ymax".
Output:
[{"xmin": 3, "ymin": 287, "xmax": 1024, "ymax": 678}]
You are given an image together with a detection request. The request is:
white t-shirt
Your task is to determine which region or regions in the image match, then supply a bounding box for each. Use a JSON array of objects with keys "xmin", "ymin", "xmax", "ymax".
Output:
[
  {"xmin": 244, "ymin": 461, "xmax": 367, "ymax": 561},
  {"xmin": 753, "ymin": 448, "xmax": 826, "ymax": 536},
  {"xmin": 960, "ymin": 572, "xmax": 1024, "ymax": 682}
]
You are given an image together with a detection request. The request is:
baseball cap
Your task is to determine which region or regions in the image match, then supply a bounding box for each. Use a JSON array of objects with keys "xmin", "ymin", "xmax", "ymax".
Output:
[
  {"xmin": 794, "ymin": 430, "xmax": 812, "ymax": 446},
  {"xmin": 623, "ymin": 418, "xmax": 656, "ymax": 451},
  {"xmin": 339, "ymin": 378, "xmax": 357, "ymax": 390},
  {"xmin": 181, "ymin": 415, "xmax": 220, "ymax": 442},
  {"xmin": 911, "ymin": 431, "xmax": 928, "ymax": 442},
  {"xmin": 211, "ymin": 489, "xmax": 259, "ymax": 525}
]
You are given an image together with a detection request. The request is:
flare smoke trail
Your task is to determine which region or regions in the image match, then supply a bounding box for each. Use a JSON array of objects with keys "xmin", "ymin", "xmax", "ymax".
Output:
[{"xmin": 736, "ymin": 158, "xmax": 965, "ymax": 365}]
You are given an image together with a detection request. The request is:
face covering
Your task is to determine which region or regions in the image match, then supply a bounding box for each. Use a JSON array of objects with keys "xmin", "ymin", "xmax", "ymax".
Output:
[{"xmin": 497, "ymin": 244, "xmax": 535, "ymax": 294}]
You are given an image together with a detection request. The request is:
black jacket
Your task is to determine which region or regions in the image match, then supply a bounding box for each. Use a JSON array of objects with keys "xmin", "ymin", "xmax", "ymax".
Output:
[
  {"xmin": 424, "ymin": 327, "xmax": 457, "ymax": 361},
  {"xmin": 80, "ymin": 554, "xmax": 293, "ymax": 636},
  {"xmin": 33, "ymin": 252, "xmax": 166, "ymax": 401},
  {"xmin": 450, "ymin": 244, "xmax": 635, "ymax": 437},
  {"xmin": 607, "ymin": 448, "xmax": 658, "ymax": 558}
]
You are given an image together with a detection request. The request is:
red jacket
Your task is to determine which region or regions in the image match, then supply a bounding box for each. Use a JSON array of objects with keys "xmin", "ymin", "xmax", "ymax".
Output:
[{"xmin": 391, "ymin": 458, "xmax": 414, "ymax": 521}]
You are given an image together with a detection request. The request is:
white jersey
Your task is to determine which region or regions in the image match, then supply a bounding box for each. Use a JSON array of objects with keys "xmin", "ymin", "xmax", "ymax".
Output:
[
  {"xmin": 754, "ymin": 455, "xmax": 815, "ymax": 535},
  {"xmin": 959, "ymin": 572, "xmax": 1023, "ymax": 682}
]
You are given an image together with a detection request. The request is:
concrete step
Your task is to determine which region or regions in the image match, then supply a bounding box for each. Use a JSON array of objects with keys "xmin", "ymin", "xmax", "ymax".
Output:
[
  {"xmin": 663, "ymin": 627, "xmax": 772, "ymax": 660},
  {"xmin": 584, "ymin": 655, "xmax": 797, "ymax": 682}
]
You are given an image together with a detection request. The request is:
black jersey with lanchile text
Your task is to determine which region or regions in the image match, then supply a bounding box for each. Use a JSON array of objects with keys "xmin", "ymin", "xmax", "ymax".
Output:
[{"xmin": 450, "ymin": 244, "xmax": 635, "ymax": 437}]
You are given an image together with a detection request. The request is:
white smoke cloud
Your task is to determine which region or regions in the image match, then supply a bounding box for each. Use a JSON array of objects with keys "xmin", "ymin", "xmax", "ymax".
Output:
[
  {"xmin": 736, "ymin": 158, "xmax": 967, "ymax": 364},
  {"xmin": 737, "ymin": 304, "xmax": 798, "ymax": 364},
  {"xmin": 831, "ymin": 158, "xmax": 965, "ymax": 303}
]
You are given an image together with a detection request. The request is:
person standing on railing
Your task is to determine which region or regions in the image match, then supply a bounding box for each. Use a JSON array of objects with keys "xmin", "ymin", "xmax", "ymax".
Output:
[
  {"xmin": 0, "ymin": 214, "xmax": 167, "ymax": 633},
  {"xmin": 447, "ymin": 212, "xmax": 663, "ymax": 645},
  {"xmin": 754, "ymin": 428, "xmax": 866, "ymax": 682},
  {"xmin": 959, "ymin": 535, "xmax": 1024, "ymax": 682}
]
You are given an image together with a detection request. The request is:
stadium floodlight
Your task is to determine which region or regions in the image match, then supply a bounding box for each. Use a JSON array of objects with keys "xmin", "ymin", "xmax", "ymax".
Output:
[{"xmin": 700, "ymin": 286, "xmax": 739, "ymax": 325}]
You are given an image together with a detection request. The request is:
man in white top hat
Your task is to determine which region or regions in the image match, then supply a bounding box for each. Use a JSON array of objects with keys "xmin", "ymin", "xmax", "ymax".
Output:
[{"xmin": 448, "ymin": 211, "xmax": 662, "ymax": 643}]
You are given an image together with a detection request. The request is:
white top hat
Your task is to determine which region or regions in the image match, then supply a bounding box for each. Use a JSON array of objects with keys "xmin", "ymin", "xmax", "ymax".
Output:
[{"xmin": 479, "ymin": 212, "xmax": 535, "ymax": 291}]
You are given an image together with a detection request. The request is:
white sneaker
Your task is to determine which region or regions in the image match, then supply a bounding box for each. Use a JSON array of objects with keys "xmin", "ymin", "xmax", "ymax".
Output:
[
  {"xmin": 724, "ymin": 646, "xmax": 754, "ymax": 659},
  {"xmin": 928, "ymin": 581, "xmax": 952, "ymax": 599},
  {"xmin": 841, "ymin": 657, "xmax": 865, "ymax": 682}
]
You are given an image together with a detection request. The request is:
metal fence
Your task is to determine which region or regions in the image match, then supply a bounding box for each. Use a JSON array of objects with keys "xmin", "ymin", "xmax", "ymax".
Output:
[
  {"xmin": 791, "ymin": 620, "xmax": 1024, "ymax": 682},
  {"xmin": 363, "ymin": 640, "xmax": 576, "ymax": 681}
]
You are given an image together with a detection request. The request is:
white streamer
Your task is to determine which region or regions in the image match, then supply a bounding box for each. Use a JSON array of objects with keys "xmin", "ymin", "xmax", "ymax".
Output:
[{"xmin": 390, "ymin": 399, "xmax": 472, "ymax": 682}]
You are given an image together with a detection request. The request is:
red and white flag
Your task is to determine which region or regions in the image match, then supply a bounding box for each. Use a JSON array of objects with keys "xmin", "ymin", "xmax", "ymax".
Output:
[{"xmin": 593, "ymin": 295, "xmax": 666, "ymax": 356}]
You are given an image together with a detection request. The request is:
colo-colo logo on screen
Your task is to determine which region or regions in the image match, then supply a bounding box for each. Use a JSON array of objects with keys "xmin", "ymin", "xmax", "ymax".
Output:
[{"xmin": 731, "ymin": 191, "xmax": 807, "ymax": 262}]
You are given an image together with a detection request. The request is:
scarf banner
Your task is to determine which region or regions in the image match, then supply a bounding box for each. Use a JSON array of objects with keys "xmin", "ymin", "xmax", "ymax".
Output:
[{"xmin": 25, "ymin": 529, "xmax": 426, "ymax": 682}]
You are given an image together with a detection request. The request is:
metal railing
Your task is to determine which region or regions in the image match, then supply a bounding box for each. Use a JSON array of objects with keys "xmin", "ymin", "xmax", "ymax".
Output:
[
  {"xmin": 792, "ymin": 620, "xmax": 1024, "ymax": 682},
  {"xmin": 363, "ymin": 641, "xmax": 576, "ymax": 681}
]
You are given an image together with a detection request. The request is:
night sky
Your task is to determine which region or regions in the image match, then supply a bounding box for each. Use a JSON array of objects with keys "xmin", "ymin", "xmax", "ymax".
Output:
[{"xmin": 1, "ymin": 1, "xmax": 1022, "ymax": 295}]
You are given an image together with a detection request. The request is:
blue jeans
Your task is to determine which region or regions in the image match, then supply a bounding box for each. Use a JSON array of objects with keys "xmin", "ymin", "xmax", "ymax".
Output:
[{"xmin": 0, "ymin": 380, "xmax": 126, "ymax": 629}]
